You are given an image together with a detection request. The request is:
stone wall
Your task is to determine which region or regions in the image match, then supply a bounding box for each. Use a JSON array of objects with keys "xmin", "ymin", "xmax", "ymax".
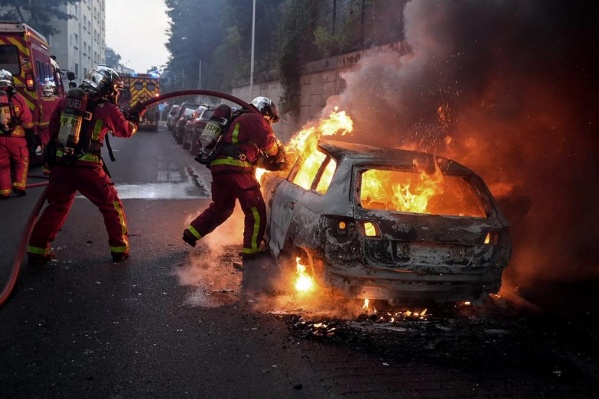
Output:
[{"xmin": 231, "ymin": 41, "xmax": 409, "ymax": 143}]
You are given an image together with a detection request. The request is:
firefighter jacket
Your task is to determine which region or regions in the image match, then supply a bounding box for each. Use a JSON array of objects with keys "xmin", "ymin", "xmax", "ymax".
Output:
[
  {"xmin": 0, "ymin": 92, "xmax": 34, "ymax": 137},
  {"xmin": 38, "ymin": 95, "xmax": 58, "ymax": 145},
  {"xmin": 48, "ymin": 96, "xmax": 137, "ymax": 166},
  {"xmin": 210, "ymin": 112, "xmax": 278, "ymax": 174}
]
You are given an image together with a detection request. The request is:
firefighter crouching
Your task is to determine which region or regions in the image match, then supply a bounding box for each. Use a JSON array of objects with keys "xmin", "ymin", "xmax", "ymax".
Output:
[
  {"xmin": 0, "ymin": 69, "xmax": 36, "ymax": 198},
  {"xmin": 183, "ymin": 96, "xmax": 286, "ymax": 260},
  {"xmin": 27, "ymin": 66, "xmax": 144, "ymax": 265}
]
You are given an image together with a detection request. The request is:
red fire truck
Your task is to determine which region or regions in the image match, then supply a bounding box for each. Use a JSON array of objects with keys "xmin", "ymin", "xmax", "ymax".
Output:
[
  {"xmin": 0, "ymin": 21, "xmax": 75, "ymax": 159},
  {"xmin": 119, "ymin": 73, "xmax": 160, "ymax": 131}
]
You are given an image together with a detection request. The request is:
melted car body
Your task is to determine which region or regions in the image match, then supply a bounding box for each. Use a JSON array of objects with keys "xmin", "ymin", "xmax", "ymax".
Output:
[{"xmin": 263, "ymin": 140, "xmax": 512, "ymax": 305}]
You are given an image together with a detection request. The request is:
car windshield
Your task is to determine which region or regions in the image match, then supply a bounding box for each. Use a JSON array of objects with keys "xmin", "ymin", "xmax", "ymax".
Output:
[{"xmin": 359, "ymin": 168, "xmax": 487, "ymax": 217}]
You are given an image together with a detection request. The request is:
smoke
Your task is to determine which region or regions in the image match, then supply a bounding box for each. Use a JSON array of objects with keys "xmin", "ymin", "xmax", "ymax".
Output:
[
  {"xmin": 324, "ymin": 1, "xmax": 599, "ymax": 292},
  {"xmin": 174, "ymin": 207, "xmax": 245, "ymax": 307}
]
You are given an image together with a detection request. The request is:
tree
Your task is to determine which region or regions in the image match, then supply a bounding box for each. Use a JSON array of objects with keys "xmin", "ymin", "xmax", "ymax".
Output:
[
  {"xmin": 105, "ymin": 47, "xmax": 121, "ymax": 70},
  {"xmin": 277, "ymin": 0, "xmax": 322, "ymax": 114},
  {"xmin": 0, "ymin": 0, "xmax": 81, "ymax": 37}
]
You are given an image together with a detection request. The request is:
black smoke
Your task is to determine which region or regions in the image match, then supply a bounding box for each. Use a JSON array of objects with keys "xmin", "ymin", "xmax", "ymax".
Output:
[{"xmin": 324, "ymin": 1, "xmax": 599, "ymax": 296}]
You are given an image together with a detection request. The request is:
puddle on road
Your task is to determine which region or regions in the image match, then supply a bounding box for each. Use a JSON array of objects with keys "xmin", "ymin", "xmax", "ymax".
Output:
[
  {"xmin": 114, "ymin": 182, "xmax": 205, "ymax": 199},
  {"xmin": 78, "ymin": 166, "xmax": 210, "ymax": 200}
]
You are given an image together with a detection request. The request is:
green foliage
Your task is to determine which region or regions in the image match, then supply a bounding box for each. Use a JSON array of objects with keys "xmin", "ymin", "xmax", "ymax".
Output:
[
  {"xmin": 163, "ymin": 0, "xmax": 406, "ymax": 116},
  {"xmin": 0, "ymin": 0, "xmax": 80, "ymax": 37},
  {"xmin": 277, "ymin": 0, "xmax": 322, "ymax": 115},
  {"xmin": 105, "ymin": 47, "xmax": 121, "ymax": 70}
]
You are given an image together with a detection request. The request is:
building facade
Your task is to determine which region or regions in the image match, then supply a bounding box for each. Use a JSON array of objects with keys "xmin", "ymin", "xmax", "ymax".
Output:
[{"xmin": 49, "ymin": 0, "xmax": 106, "ymax": 84}]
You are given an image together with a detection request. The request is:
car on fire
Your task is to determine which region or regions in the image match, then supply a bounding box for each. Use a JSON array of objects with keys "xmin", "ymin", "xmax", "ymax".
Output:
[{"xmin": 262, "ymin": 139, "xmax": 512, "ymax": 305}]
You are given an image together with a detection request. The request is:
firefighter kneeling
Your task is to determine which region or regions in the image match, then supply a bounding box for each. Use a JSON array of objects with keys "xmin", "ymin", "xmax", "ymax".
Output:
[
  {"xmin": 184, "ymin": 96, "xmax": 285, "ymax": 261},
  {"xmin": 27, "ymin": 66, "xmax": 144, "ymax": 265}
]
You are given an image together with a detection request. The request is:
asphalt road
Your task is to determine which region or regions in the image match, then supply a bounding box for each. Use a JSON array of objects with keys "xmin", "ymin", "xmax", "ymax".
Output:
[{"xmin": 1, "ymin": 123, "xmax": 598, "ymax": 398}]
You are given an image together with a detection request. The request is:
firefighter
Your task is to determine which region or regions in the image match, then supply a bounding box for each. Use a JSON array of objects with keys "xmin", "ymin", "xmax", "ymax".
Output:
[
  {"xmin": 182, "ymin": 96, "xmax": 286, "ymax": 260},
  {"xmin": 38, "ymin": 81, "xmax": 58, "ymax": 156},
  {"xmin": 27, "ymin": 66, "xmax": 144, "ymax": 265},
  {"xmin": 0, "ymin": 69, "xmax": 36, "ymax": 198}
]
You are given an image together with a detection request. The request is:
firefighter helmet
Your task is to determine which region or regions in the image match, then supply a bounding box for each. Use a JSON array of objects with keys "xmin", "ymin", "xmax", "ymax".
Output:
[
  {"xmin": 0, "ymin": 69, "xmax": 14, "ymax": 89},
  {"xmin": 251, "ymin": 96, "xmax": 280, "ymax": 123},
  {"xmin": 82, "ymin": 65, "xmax": 124, "ymax": 104},
  {"xmin": 43, "ymin": 81, "xmax": 56, "ymax": 96}
]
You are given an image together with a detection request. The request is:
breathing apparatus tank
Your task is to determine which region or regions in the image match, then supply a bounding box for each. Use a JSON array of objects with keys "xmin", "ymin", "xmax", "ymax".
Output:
[
  {"xmin": 199, "ymin": 103, "xmax": 232, "ymax": 149},
  {"xmin": 57, "ymin": 87, "xmax": 90, "ymax": 155},
  {"xmin": 0, "ymin": 90, "xmax": 14, "ymax": 134}
]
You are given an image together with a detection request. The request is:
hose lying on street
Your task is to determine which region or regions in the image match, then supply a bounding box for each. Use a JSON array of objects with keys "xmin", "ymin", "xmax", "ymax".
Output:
[
  {"xmin": 0, "ymin": 89, "xmax": 255, "ymax": 309},
  {"xmin": 0, "ymin": 184, "xmax": 48, "ymax": 308}
]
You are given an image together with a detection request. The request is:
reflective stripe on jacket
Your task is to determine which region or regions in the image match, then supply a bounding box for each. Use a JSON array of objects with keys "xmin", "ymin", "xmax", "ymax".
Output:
[{"xmin": 210, "ymin": 112, "xmax": 277, "ymax": 174}]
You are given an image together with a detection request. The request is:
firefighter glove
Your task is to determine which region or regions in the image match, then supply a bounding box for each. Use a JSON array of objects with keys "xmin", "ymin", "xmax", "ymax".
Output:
[{"xmin": 24, "ymin": 128, "xmax": 37, "ymax": 153}]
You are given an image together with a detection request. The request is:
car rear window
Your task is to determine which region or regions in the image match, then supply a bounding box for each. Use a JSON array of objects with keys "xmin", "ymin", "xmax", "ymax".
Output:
[{"xmin": 359, "ymin": 169, "xmax": 487, "ymax": 217}]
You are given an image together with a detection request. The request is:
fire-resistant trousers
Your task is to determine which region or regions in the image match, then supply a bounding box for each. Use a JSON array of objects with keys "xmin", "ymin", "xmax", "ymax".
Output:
[
  {"xmin": 188, "ymin": 172, "xmax": 266, "ymax": 254},
  {"xmin": 27, "ymin": 164, "xmax": 129, "ymax": 257},
  {"xmin": 0, "ymin": 136, "xmax": 29, "ymax": 197}
]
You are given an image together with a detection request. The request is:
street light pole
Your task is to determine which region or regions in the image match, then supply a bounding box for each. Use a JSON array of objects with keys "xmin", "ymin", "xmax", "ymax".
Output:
[{"xmin": 250, "ymin": 0, "xmax": 256, "ymax": 99}]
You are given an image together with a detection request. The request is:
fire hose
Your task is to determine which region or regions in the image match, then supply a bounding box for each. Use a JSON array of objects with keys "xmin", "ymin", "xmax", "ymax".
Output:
[{"xmin": 0, "ymin": 89, "xmax": 257, "ymax": 308}]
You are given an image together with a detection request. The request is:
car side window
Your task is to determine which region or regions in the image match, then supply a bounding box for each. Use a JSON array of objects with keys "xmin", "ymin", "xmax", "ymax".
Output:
[
  {"xmin": 315, "ymin": 158, "xmax": 336, "ymax": 194},
  {"xmin": 291, "ymin": 150, "xmax": 336, "ymax": 195}
]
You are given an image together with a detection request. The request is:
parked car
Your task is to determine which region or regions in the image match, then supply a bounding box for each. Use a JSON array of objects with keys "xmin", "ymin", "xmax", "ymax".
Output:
[
  {"xmin": 182, "ymin": 105, "xmax": 213, "ymax": 151},
  {"xmin": 262, "ymin": 139, "xmax": 512, "ymax": 306},
  {"xmin": 188, "ymin": 107, "xmax": 216, "ymax": 155},
  {"xmin": 166, "ymin": 104, "xmax": 181, "ymax": 131},
  {"xmin": 174, "ymin": 103, "xmax": 201, "ymax": 144}
]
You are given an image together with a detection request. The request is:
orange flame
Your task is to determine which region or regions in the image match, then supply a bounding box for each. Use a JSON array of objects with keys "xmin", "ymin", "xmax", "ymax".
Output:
[
  {"xmin": 295, "ymin": 257, "xmax": 315, "ymax": 294},
  {"xmin": 361, "ymin": 160, "xmax": 444, "ymax": 214},
  {"xmin": 289, "ymin": 107, "xmax": 353, "ymax": 161}
]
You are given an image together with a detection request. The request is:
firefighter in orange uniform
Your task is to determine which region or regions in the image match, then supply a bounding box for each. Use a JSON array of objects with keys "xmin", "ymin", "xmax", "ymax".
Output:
[
  {"xmin": 27, "ymin": 66, "xmax": 143, "ymax": 265},
  {"xmin": 182, "ymin": 96, "xmax": 286, "ymax": 260},
  {"xmin": 38, "ymin": 81, "xmax": 58, "ymax": 147},
  {"xmin": 0, "ymin": 69, "xmax": 35, "ymax": 198}
]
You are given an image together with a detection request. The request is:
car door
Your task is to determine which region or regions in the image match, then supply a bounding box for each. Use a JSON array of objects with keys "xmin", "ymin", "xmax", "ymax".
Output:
[{"xmin": 267, "ymin": 150, "xmax": 335, "ymax": 257}]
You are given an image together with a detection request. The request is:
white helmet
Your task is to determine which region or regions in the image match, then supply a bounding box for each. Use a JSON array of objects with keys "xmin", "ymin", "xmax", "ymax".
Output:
[
  {"xmin": 43, "ymin": 81, "xmax": 56, "ymax": 96},
  {"xmin": 0, "ymin": 69, "xmax": 14, "ymax": 88},
  {"xmin": 251, "ymin": 96, "xmax": 280, "ymax": 123}
]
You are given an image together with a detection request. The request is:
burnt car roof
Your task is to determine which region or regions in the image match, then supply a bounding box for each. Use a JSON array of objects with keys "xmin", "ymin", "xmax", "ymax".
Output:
[{"xmin": 318, "ymin": 139, "xmax": 474, "ymax": 175}]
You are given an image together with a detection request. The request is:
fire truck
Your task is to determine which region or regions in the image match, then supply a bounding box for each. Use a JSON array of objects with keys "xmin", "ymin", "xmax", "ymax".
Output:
[
  {"xmin": 119, "ymin": 73, "xmax": 160, "ymax": 131},
  {"xmin": 0, "ymin": 21, "xmax": 74, "ymax": 158}
]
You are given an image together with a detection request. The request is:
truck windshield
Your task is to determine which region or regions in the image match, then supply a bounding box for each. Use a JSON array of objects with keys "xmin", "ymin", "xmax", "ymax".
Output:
[{"xmin": 0, "ymin": 45, "xmax": 20, "ymax": 75}]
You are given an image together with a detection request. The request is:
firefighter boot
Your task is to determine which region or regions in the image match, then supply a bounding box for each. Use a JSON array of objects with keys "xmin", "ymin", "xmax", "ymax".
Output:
[
  {"xmin": 182, "ymin": 230, "xmax": 197, "ymax": 247},
  {"xmin": 28, "ymin": 252, "xmax": 56, "ymax": 266},
  {"xmin": 112, "ymin": 252, "xmax": 130, "ymax": 262}
]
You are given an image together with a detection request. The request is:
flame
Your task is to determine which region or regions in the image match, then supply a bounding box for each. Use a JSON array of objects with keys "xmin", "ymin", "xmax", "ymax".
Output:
[
  {"xmin": 294, "ymin": 257, "xmax": 315, "ymax": 293},
  {"xmin": 361, "ymin": 159, "xmax": 444, "ymax": 214},
  {"xmin": 362, "ymin": 298, "xmax": 370, "ymax": 310},
  {"xmin": 257, "ymin": 107, "xmax": 352, "ymax": 184},
  {"xmin": 289, "ymin": 107, "xmax": 353, "ymax": 161}
]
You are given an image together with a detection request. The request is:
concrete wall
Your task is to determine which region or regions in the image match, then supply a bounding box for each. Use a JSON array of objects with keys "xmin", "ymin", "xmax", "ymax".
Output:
[{"xmin": 231, "ymin": 41, "xmax": 410, "ymax": 143}]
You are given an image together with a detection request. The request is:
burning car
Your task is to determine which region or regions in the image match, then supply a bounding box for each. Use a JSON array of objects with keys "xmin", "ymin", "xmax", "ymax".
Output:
[{"xmin": 263, "ymin": 139, "xmax": 512, "ymax": 305}]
